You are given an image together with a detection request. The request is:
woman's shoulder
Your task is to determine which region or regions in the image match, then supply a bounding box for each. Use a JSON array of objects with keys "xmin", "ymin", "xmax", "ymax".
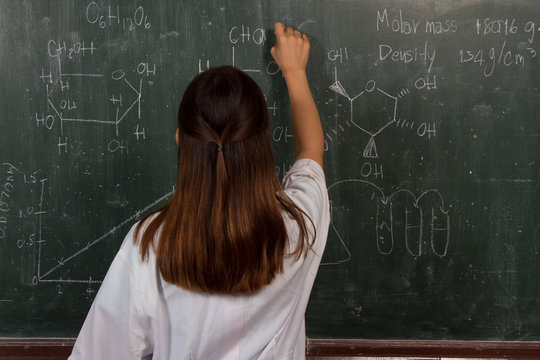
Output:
[
  {"xmin": 282, "ymin": 158, "xmax": 328, "ymax": 216},
  {"xmin": 283, "ymin": 158, "xmax": 325, "ymax": 185}
]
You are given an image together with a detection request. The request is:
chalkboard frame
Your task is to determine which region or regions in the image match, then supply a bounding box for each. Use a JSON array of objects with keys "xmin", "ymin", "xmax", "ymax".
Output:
[
  {"xmin": 1, "ymin": 0, "xmax": 539, "ymax": 347},
  {"xmin": 0, "ymin": 338, "xmax": 539, "ymax": 359}
]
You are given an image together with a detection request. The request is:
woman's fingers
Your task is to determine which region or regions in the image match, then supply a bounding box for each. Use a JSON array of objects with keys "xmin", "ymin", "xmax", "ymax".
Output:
[
  {"xmin": 274, "ymin": 22, "xmax": 285, "ymax": 37},
  {"xmin": 271, "ymin": 22, "xmax": 310, "ymax": 74},
  {"xmin": 284, "ymin": 25, "xmax": 294, "ymax": 35}
]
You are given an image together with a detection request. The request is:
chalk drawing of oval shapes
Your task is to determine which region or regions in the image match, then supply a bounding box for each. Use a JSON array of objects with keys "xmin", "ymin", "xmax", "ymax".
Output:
[
  {"xmin": 386, "ymin": 190, "xmax": 423, "ymax": 257},
  {"xmin": 415, "ymin": 190, "xmax": 451, "ymax": 258},
  {"xmin": 324, "ymin": 179, "xmax": 386, "ymax": 265}
]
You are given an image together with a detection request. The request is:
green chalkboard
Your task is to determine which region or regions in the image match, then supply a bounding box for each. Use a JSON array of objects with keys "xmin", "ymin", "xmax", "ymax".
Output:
[{"xmin": 0, "ymin": 0, "xmax": 539, "ymax": 342}]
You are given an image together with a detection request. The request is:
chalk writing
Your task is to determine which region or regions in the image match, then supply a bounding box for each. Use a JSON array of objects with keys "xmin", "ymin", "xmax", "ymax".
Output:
[
  {"xmin": 228, "ymin": 25, "xmax": 266, "ymax": 45},
  {"xmin": 379, "ymin": 42, "xmax": 437, "ymax": 73},
  {"xmin": 0, "ymin": 164, "xmax": 19, "ymax": 240},
  {"xmin": 272, "ymin": 125, "xmax": 293, "ymax": 143},
  {"xmin": 86, "ymin": 2, "xmax": 151, "ymax": 30},
  {"xmin": 459, "ymin": 41, "xmax": 526, "ymax": 77},
  {"xmin": 477, "ymin": 18, "xmax": 519, "ymax": 36},
  {"xmin": 375, "ymin": 8, "xmax": 538, "ymax": 77},
  {"xmin": 0, "ymin": 163, "xmax": 47, "ymax": 277},
  {"xmin": 376, "ymin": 9, "xmax": 457, "ymax": 35},
  {"xmin": 328, "ymin": 47, "xmax": 349, "ymax": 63},
  {"xmin": 47, "ymin": 40, "xmax": 96, "ymax": 59}
]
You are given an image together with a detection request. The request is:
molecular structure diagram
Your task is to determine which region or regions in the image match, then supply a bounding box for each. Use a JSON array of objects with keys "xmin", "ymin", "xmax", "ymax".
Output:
[
  {"xmin": 329, "ymin": 67, "xmax": 399, "ymax": 159},
  {"xmin": 39, "ymin": 55, "xmax": 143, "ymax": 132},
  {"xmin": 35, "ymin": 41, "xmax": 155, "ymax": 154}
]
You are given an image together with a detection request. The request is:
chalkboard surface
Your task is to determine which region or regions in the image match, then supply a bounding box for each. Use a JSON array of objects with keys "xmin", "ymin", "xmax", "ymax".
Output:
[{"xmin": 0, "ymin": 0, "xmax": 539, "ymax": 341}]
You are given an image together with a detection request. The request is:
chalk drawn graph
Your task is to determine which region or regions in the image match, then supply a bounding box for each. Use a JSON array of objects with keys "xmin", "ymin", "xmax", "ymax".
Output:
[{"xmin": 35, "ymin": 188, "xmax": 174, "ymax": 295}]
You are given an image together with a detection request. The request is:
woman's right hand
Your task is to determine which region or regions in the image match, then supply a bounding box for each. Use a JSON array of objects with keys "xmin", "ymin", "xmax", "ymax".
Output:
[{"xmin": 270, "ymin": 22, "xmax": 311, "ymax": 76}]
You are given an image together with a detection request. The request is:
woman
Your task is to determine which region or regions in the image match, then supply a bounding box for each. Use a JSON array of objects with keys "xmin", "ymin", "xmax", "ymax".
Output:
[{"xmin": 70, "ymin": 22, "xmax": 329, "ymax": 360}]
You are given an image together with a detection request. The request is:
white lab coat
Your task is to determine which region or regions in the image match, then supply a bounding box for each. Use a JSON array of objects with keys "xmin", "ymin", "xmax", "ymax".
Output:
[{"xmin": 70, "ymin": 159, "xmax": 330, "ymax": 360}]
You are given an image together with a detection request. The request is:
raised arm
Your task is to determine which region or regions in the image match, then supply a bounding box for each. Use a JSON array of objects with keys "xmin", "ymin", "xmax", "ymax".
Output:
[{"xmin": 270, "ymin": 22, "xmax": 324, "ymax": 168}]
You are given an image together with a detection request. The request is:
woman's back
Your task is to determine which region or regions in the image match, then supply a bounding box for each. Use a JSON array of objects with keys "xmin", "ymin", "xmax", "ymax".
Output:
[
  {"xmin": 70, "ymin": 23, "xmax": 328, "ymax": 360},
  {"xmin": 71, "ymin": 159, "xmax": 328, "ymax": 359}
]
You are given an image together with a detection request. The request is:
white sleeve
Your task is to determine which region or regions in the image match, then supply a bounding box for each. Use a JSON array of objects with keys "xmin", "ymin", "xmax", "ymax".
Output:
[
  {"xmin": 69, "ymin": 235, "xmax": 152, "ymax": 360},
  {"xmin": 282, "ymin": 158, "xmax": 330, "ymax": 254}
]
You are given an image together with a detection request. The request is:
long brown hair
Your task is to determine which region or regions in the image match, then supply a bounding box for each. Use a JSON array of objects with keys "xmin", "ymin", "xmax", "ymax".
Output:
[{"xmin": 135, "ymin": 66, "xmax": 313, "ymax": 294}]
